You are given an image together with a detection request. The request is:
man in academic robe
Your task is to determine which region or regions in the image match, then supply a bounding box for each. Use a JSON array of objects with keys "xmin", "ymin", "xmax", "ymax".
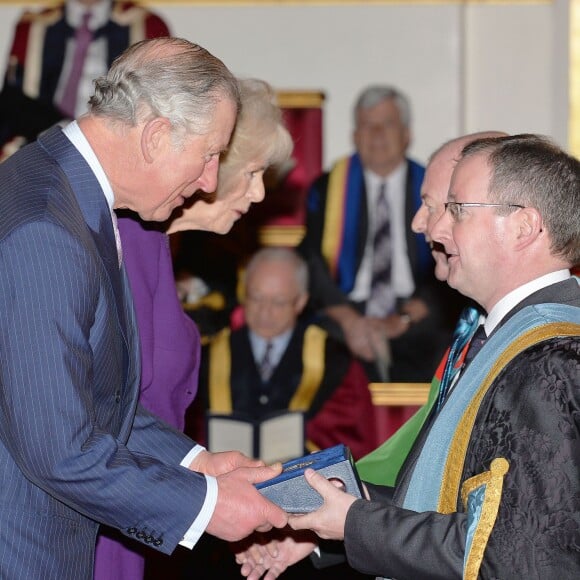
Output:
[
  {"xmin": 237, "ymin": 134, "xmax": 580, "ymax": 580},
  {"xmin": 297, "ymin": 84, "xmax": 454, "ymax": 382},
  {"xmin": 356, "ymin": 130, "xmax": 507, "ymax": 487},
  {"xmin": 194, "ymin": 246, "xmax": 377, "ymax": 462},
  {"xmin": 0, "ymin": 0, "xmax": 169, "ymax": 157},
  {"xmin": 188, "ymin": 246, "xmax": 376, "ymax": 579}
]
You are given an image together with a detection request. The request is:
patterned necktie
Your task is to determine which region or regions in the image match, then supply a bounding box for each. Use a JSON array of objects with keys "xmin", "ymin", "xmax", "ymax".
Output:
[
  {"xmin": 436, "ymin": 305, "xmax": 480, "ymax": 412},
  {"xmin": 259, "ymin": 341, "xmax": 274, "ymax": 382},
  {"xmin": 366, "ymin": 182, "xmax": 396, "ymax": 317},
  {"xmin": 59, "ymin": 11, "xmax": 93, "ymax": 118}
]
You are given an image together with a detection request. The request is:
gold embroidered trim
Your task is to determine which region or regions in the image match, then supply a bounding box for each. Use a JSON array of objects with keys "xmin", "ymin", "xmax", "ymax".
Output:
[
  {"xmin": 321, "ymin": 157, "xmax": 349, "ymax": 277},
  {"xmin": 111, "ymin": 5, "xmax": 147, "ymax": 44},
  {"xmin": 438, "ymin": 321, "xmax": 580, "ymax": 514},
  {"xmin": 208, "ymin": 328, "xmax": 232, "ymax": 413},
  {"xmin": 461, "ymin": 458, "xmax": 510, "ymax": 580},
  {"xmin": 20, "ymin": 7, "xmax": 62, "ymax": 25},
  {"xmin": 23, "ymin": 12, "xmax": 60, "ymax": 98},
  {"xmin": 289, "ymin": 325, "xmax": 327, "ymax": 411}
]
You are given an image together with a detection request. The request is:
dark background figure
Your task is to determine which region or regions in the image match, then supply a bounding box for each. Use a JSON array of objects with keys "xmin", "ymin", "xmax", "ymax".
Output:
[
  {"xmin": 174, "ymin": 227, "xmax": 252, "ymax": 342},
  {"xmin": 0, "ymin": 0, "xmax": 169, "ymax": 158},
  {"xmin": 189, "ymin": 246, "xmax": 377, "ymax": 462}
]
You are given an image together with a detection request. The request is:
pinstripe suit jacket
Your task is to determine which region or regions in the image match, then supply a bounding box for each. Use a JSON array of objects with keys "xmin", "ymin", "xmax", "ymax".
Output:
[{"xmin": 0, "ymin": 127, "xmax": 207, "ymax": 579}]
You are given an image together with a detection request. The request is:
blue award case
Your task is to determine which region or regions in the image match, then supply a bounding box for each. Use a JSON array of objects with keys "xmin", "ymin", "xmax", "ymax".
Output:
[{"xmin": 255, "ymin": 444, "xmax": 364, "ymax": 513}]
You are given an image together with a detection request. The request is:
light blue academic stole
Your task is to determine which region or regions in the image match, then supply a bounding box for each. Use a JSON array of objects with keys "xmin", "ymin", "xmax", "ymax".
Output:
[{"xmin": 400, "ymin": 303, "xmax": 580, "ymax": 580}]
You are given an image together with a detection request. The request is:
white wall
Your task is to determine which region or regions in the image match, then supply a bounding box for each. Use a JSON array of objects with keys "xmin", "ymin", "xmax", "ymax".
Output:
[
  {"xmin": 167, "ymin": 3, "xmax": 464, "ymax": 167},
  {"xmin": 464, "ymin": 3, "xmax": 555, "ymax": 137},
  {"xmin": 0, "ymin": 1, "xmax": 570, "ymax": 169}
]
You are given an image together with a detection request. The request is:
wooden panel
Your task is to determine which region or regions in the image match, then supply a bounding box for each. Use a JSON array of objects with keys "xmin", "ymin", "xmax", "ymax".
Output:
[
  {"xmin": 258, "ymin": 224, "xmax": 305, "ymax": 247},
  {"xmin": 276, "ymin": 90, "xmax": 325, "ymax": 109},
  {"xmin": 370, "ymin": 382, "xmax": 430, "ymax": 406},
  {"xmin": 370, "ymin": 382, "xmax": 430, "ymax": 443}
]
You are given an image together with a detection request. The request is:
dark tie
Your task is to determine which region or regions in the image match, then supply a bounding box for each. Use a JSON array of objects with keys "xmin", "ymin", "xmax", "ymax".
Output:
[
  {"xmin": 259, "ymin": 341, "xmax": 274, "ymax": 382},
  {"xmin": 463, "ymin": 324, "xmax": 487, "ymax": 369},
  {"xmin": 367, "ymin": 182, "xmax": 396, "ymax": 317},
  {"xmin": 436, "ymin": 305, "xmax": 480, "ymax": 412},
  {"xmin": 59, "ymin": 11, "xmax": 93, "ymax": 118}
]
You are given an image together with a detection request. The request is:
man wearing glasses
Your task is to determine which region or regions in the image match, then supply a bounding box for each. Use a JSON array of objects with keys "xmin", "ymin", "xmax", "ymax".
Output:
[
  {"xmin": 195, "ymin": 247, "xmax": 377, "ymax": 462},
  {"xmin": 241, "ymin": 134, "xmax": 580, "ymax": 580}
]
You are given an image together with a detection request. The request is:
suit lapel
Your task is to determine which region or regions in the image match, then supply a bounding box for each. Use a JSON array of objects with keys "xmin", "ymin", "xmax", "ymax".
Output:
[
  {"xmin": 37, "ymin": 126, "xmax": 127, "ymax": 336},
  {"xmin": 357, "ymin": 178, "xmax": 368, "ymax": 272}
]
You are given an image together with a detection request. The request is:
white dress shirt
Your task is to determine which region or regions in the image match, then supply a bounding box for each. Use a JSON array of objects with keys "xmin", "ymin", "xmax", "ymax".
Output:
[
  {"xmin": 483, "ymin": 269, "xmax": 571, "ymax": 336},
  {"xmin": 448, "ymin": 269, "xmax": 572, "ymax": 396},
  {"xmin": 249, "ymin": 328, "xmax": 293, "ymax": 372},
  {"xmin": 349, "ymin": 161, "xmax": 415, "ymax": 303}
]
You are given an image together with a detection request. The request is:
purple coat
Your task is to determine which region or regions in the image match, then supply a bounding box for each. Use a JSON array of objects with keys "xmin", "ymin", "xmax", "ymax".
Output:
[{"xmin": 94, "ymin": 215, "xmax": 201, "ymax": 580}]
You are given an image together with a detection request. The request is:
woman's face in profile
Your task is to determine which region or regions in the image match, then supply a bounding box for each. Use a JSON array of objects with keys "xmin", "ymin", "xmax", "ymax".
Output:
[{"xmin": 193, "ymin": 157, "xmax": 269, "ymax": 234}]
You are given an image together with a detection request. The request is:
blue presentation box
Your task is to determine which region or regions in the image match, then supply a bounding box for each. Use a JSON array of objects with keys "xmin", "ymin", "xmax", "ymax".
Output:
[{"xmin": 255, "ymin": 444, "xmax": 364, "ymax": 513}]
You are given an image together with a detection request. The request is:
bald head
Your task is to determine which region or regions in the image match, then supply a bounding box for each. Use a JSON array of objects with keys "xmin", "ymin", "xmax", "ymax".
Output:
[
  {"xmin": 430, "ymin": 131, "xmax": 508, "ymax": 171},
  {"xmin": 411, "ymin": 131, "xmax": 508, "ymax": 281}
]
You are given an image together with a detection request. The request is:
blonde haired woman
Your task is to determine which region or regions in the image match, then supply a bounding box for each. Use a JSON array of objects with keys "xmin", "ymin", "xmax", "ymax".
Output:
[{"xmin": 97, "ymin": 77, "xmax": 293, "ymax": 580}]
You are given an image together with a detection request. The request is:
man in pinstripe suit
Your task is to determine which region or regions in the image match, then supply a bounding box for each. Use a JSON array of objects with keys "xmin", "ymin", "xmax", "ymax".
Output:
[{"xmin": 0, "ymin": 37, "xmax": 286, "ymax": 579}]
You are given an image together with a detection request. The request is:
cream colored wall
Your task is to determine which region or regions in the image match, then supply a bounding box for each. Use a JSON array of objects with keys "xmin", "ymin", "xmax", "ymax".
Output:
[
  {"xmin": 165, "ymin": 2, "xmax": 463, "ymax": 166},
  {"xmin": 0, "ymin": 1, "xmax": 570, "ymax": 167}
]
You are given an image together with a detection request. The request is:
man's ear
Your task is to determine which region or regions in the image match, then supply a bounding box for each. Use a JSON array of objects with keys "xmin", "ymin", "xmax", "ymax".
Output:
[
  {"xmin": 141, "ymin": 117, "xmax": 172, "ymax": 163},
  {"xmin": 514, "ymin": 206, "xmax": 543, "ymax": 248},
  {"xmin": 296, "ymin": 291, "xmax": 309, "ymax": 314}
]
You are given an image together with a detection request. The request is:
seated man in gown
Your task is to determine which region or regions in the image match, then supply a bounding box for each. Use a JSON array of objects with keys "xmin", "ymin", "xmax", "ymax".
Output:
[
  {"xmin": 190, "ymin": 246, "xmax": 377, "ymax": 462},
  {"xmin": 297, "ymin": 85, "xmax": 453, "ymax": 383},
  {"xmin": 185, "ymin": 246, "xmax": 377, "ymax": 579}
]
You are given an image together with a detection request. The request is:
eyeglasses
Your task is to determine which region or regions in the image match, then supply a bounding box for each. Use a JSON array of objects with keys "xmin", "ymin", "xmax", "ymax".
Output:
[{"xmin": 444, "ymin": 202, "xmax": 524, "ymax": 222}]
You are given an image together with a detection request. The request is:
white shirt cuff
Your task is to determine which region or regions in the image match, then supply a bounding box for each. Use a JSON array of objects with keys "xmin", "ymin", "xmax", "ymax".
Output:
[
  {"xmin": 178, "ymin": 445, "xmax": 218, "ymax": 549},
  {"xmin": 181, "ymin": 444, "xmax": 205, "ymax": 469}
]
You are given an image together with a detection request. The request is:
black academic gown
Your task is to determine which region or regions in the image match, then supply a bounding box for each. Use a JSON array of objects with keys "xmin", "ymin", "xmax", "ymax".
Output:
[{"xmin": 343, "ymin": 279, "xmax": 580, "ymax": 579}]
